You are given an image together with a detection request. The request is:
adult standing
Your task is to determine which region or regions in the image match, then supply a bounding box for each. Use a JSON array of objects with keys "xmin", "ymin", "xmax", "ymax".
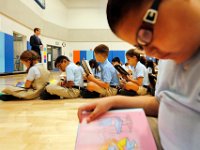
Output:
[{"xmin": 30, "ymin": 28, "xmax": 43, "ymax": 59}]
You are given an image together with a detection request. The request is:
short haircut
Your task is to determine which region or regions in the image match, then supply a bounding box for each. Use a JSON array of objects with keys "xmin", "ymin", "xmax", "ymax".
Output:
[
  {"xmin": 140, "ymin": 56, "xmax": 147, "ymax": 66},
  {"xmin": 126, "ymin": 49, "xmax": 140, "ymax": 61},
  {"xmin": 94, "ymin": 44, "xmax": 109, "ymax": 56},
  {"xmin": 125, "ymin": 63, "xmax": 129, "ymax": 66},
  {"xmin": 54, "ymin": 55, "xmax": 70, "ymax": 68},
  {"xmin": 107, "ymin": 0, "xmax": 145, "ymax": 33},
  {"xmin": 34, "ymin": 28, "xmax": 40, "ymax": 33},
  {"xmin": 112, "ymin": 57, "xmax": 120, "ymax": 63},
  {"xmin": 76, "ymin": 61, "xmax": 81, "ymax": 65}
]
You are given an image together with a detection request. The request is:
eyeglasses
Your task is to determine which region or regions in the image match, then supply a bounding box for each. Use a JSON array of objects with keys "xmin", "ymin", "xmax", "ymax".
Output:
[{"xmin": 136, "ymin": 0, "xmax": 161, "ymax": 48}]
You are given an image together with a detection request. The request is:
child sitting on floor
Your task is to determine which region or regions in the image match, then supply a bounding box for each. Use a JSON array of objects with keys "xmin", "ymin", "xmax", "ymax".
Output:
[
  {"xmin": 0, "ymin": 50, "xmax": 50, "ymax": 100},
  {"xmin": 41, "ymin": 55, "xmax": 83, "ymax": 99},
  {"xmin": 85, "ymin": 44, "xmax": 120, "ymax": 97}
]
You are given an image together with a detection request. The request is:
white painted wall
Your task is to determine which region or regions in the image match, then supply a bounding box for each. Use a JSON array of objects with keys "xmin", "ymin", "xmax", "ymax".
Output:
[
  {"xmin": 66, "ymin": 8, "xmax": 109, "ymax": 29},
  {"xmin": 0, "ymin": 0, "xmax": 135, "ymax": 64},
  {"xmin": 20, "ymin": 0, "xmax": 68, "ymax": 28},
  {"xmin": 0, "ymin": 14, "xmax": 67, "ymax": 68},
  {"xmin": 20, "ymin": 0, "xmax": 109, "ymax": 29},
  {"xmin": 67, "ymin": 42, "xmax": 133, "ymax": 51}
]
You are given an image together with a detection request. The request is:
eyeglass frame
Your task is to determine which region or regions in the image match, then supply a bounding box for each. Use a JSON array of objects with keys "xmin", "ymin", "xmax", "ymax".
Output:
[{"xmin": 136, "ymin": 0, "xmax": 161, "ymax": 48}]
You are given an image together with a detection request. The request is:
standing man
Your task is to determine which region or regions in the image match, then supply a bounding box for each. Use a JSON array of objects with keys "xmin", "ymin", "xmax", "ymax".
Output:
[{"xmin": 30, "ymin": 28, "xmax": 43, "ymax": 59}]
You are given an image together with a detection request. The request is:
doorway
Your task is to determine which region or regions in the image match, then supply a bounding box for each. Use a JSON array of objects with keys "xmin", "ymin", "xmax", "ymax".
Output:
[
  {"xmin": 13, "ymin": 32, "xmax": 26, "ymax": 72},
  {"xmin": 47, "ymin": 45, "xmax": 62, "ymax": 70}
]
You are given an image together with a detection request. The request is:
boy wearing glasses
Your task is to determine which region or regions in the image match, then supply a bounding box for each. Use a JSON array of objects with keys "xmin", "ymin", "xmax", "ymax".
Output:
[
  {"xmin": 44, "ymin": 56, "xmax": 83, "ymax": 99},
  {"xmin": 78, "ymin": 0, "xmax": 200, "ymax": 149}
]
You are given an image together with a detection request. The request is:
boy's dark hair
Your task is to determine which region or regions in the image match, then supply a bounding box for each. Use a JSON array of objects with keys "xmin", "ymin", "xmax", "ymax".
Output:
[
  {"xmin": 76, "ymin": 61, "xmax": 81, "ymax": 66},
  {"xmin": 125, "ymin": 63, "xmax": 129, "ymax": 66},
  {"xmin": 54, "ymin": 55, "xmax": 70, "ymax": 68},
  {"xmin": 107, "ymin": 0, "xmax": 144, "ymax": 33},
  {"xmin": 89, "ymin": 59, "xmax": 100, "ymax": 74},
  {"xmin": 126, "ymin": 49, "xmax": 140, "ymax": 61},
  {"xmin": 140, "ymin": 56, "xmax": 147, "ymax": 66},
  {"xmin": 94, "ymin": 44, "xmax": 109, "ymax": 57},
  {"xmin": 34, "ymin": 28, "xmax": 40, "ymax": 33},
  {"xmin": 112, "ymin": 57, "xmax": 120, "ymax": 63}
]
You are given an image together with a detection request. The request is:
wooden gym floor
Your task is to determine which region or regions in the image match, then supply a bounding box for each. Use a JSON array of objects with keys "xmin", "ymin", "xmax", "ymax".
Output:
[{"xmin": 0, "ymin": 73, "xmax": 93, "ymax": 150}]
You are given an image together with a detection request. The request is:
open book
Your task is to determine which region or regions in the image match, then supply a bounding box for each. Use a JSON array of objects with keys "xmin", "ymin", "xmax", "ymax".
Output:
[
  {"xmin": 16, "ymin": 82, "xmax": 25, "ymax": 88},
  {"xmin": 82, "ymin": 60, "xmax": 94, "ymax": 75},
  {"xmin": 114, "ymin": 65, "xmax": 129, "ymax": 76},
  {"xmin": 75, "ymin": 109, "xmax": 157, "ymax": 150}
]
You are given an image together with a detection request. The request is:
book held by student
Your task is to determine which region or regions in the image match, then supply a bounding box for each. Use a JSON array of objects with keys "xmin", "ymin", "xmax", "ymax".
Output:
[
  {"xmin": 82, "ymin": 60, "xmax": 94, "ymax": 75},
  {"xmin": 76, "ymin": 109, "xmax": 156, "ymax": 150}
]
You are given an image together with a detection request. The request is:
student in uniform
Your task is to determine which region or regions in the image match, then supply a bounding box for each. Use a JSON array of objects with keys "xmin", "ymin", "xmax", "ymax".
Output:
[
  {"xmin": 111, "ymin": 57, "xmax": 127, "ymax": 89},
  {"xmin": 44, "ymin": 56, "xmax": 83, "ymax": 99},
  {"xmin": 0, "ymin": 50, "xmax": 50, "ymax": 100},
  {"xmin": 78, "ymin": 0, "xmax": 200, "ymax": 149},
  {"xmin": 123, "ymin": 49, "xmax": 149, "ymax": 95},
  {"xmin": 86, "ymin": 44, "xmax": 119, "ymax": 97}
]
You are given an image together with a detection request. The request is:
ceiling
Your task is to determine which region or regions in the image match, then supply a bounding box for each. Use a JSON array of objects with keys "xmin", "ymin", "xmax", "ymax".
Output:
[{"xmin": 61, "ymin": 0, "xmax": 107, "ymax": 8}]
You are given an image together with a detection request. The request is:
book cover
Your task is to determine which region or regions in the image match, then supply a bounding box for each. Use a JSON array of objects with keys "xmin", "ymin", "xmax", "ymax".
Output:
[
  {"xmin": 82, "ymin": 60, "xmax": 94, "ymax": 75},
  {"xmin": 114, "ymin": 65, "xmax": 129, "ymax": 76},
  {"xmin": 75, "ymin": 109, "xmax": 157, "ymax": 150},
  {"xmin": 16, "ymin": 82, "xmax": 25, "ymax": 88}
]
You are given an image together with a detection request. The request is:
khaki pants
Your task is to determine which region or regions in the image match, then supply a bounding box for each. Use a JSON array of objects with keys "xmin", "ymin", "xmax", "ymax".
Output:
[
  {"xmin": 137, "ymin": 86, "xmax": 148, "ymax": 95},
  {"xmin": 46, "ymin": 84, "xmax": 80, "ymax": 99},
  {"xmin": 147, "ymin": 117, "xmax": 163, "ymax": 150},
  {"xmin": 100, "ymin": 87, "xmax": 118, "ymax": 97}
]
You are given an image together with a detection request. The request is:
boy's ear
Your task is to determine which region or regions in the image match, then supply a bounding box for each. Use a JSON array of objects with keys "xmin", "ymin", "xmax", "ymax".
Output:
[{"xmin": 103, "ymin": 53, "xmax": 109, "ymax": 58}]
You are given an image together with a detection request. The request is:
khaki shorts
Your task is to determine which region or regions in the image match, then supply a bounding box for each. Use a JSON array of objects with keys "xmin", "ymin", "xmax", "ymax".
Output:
[
  {"xmin": 137, "ymin": 86, "xmax": 148, "ymax": 95},
  {"xmin": 46, "ymin": 84, "xmax": 80, "ymax": 99},
  {"xmin": 100, "ymin": 87, "xmax": 118, "ymax": 97}
]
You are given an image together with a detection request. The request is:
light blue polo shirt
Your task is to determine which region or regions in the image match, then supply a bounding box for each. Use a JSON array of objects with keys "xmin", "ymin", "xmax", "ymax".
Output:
[
  {"xmin": 155, "ymin": 50, "xmax": 200, "ymax": 149},
  {"xmin": 99, "ymin": 59, "xmax": 119, "ymax": 86},
  {"xmin": 131, "ymin": 61, "xmax": 149, "ymax": 86},
  {"xmin": 66, "ymin": 62, "xmax": 83, "ymax": 87}
]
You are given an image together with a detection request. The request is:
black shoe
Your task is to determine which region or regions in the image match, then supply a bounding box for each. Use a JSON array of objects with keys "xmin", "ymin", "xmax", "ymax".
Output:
[
  {"xmin": 80, "ymin": 89, "xmax": 100, "ymax": 98},
  {"xmin": 118, "ymin": 89, "xmax": 138, "ymax": 96},
  {"xmin": 0, "ymin": 94, "xmax": 20, "ymax": 101},
  {"xmin": 40, "ymin": 90, "xmax": 60, "ymax": 100}
]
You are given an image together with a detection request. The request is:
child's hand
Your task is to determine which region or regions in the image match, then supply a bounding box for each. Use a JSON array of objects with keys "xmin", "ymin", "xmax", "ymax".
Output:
[
  {"xmin": 83, "ymin": 73, "xmax": 87, "ymax": 80},
  {"xmin": 60, "ymin": 81, "xmax": 67, "ymax": 87},
  {"xmin": 39, "ymin": 45, "xmax": 43, "ymax": 50},
  {"xmin": 78, "ymin": 97, "xmax": 114, "ymax": 123},
  {"xmin": 126, "ymin": 75, "xmax": 133, "ymax": 81},
  {"xmin": 87, "ymin": 74, "xmax": 95, "ymax": 81}
]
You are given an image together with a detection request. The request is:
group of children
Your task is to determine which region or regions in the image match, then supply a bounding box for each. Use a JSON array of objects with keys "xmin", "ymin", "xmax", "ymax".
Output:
[
  {"xmin": 1, "ymin": 0, "xmax": 199, "ymax": 149},
  {"xmin": 0, "ymin": 44, "xmax": 154, "ymax": 101},
  {"xmin": 77, "ymin": 0, "xmax": 200, "ymax": 149}
]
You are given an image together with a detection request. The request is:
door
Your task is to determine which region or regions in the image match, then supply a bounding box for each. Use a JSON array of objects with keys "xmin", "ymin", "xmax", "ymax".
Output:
[{"xmin": 47, "ymin": 45, "xmax": 61, "ymax": 70}]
